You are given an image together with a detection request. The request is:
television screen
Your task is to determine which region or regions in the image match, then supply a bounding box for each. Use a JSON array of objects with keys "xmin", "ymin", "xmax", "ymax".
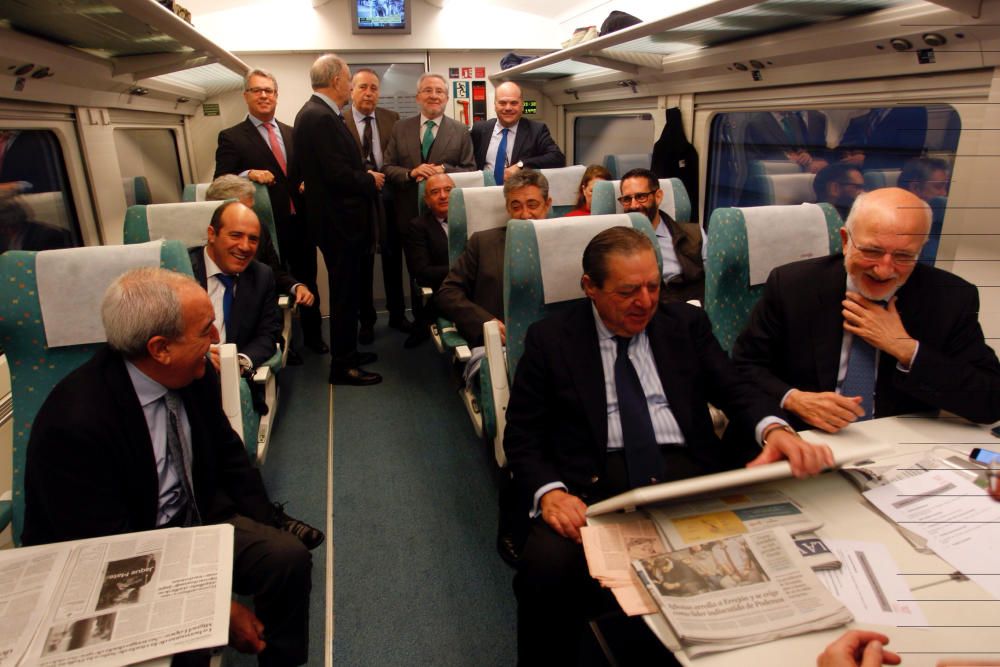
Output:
[{"xmin": 352, "ymin": 0, "xmax": 411, "ymax": 35}]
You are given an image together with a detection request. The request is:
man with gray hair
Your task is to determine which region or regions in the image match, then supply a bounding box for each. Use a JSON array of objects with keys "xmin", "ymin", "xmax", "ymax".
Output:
[
  {"xmin": 294, "ymin": 53, "xmax": 386, "ymax": 385},
  {"xmin": 215, "ymin": 69, "xmax": 325, "ymax": 355},
  {"xmin": 23, "ymin": 267, "xmax": 317, "ymax": 665},
  {"xmin": 733, "ymin": 187, "xmax": 1000, "ymax": 432}
]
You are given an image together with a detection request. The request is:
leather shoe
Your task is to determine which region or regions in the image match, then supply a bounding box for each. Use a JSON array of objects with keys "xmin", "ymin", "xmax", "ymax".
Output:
[
  {"xmin": 273, "ymin": 502, "xmax": 325, "ymax": 550},
  {"xmin": 404, "ymin": 327, "xmax": 429, "ymax": 349},
  {"xmin": 329, "ymin": 367, "xmax": 382, "ymax": 386},
  {"xmin": 354, "ymin": 351, "xmax": 378, "ymax": 366},
  {"xmin": 497, "ymin": 532, "xmax": 521, "ymax": 569},
  {"xmin": 286, "ymin": 349, "xmax": 304, "ymax": 366},
  {"xmin": 358, "ymin": 325, "xmax": 375, "ymax": 345},
  {"xmin": 388, "ymin": 316, "xmax": 414, "ymax": 334},
  {"xmin": 304, "ymin": 337, "xmax": 329, "ymax": 354}
]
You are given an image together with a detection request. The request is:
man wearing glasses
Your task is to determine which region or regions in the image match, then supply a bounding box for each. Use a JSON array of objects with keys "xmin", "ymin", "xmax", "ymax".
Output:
[
  {"xmin": 618, "ymin": 168, "xmax": 705, "ymax": 304},
  {"xmin": 733, "ymin": 187, "xmax": 1000, "ymax": 433}
]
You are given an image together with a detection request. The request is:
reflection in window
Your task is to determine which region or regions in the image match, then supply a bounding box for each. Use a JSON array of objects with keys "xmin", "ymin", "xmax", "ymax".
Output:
[
  {"xmin": 705, "ymin": 106, "xmax": 959, "ymax": 222},
  {"xmin": 573, "ymin": 114, "xmax": 654, "ymax": 169},
  {"xmin": 0, "ymin": 130, "xmax": 79, "ymax": 252}
]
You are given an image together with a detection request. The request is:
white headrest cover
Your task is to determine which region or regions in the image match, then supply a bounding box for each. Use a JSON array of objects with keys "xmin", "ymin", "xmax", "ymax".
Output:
[{"xmin": 534, "ymin": 214, "xmax": 634, "ymax": 304}]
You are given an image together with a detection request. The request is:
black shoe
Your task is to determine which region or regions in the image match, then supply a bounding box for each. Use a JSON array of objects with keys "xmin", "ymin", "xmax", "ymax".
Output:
[
  {"xmin": 388, "ymin": 316, "xmax": 414, "ymax": 334},
  {"xmin": 273, "ymin": 502, "xmax": 325, "ymax": 550},
  {"xmin": 404, "ymin": 327, "xmax": 429, "ymax": 349},
  {"xmin": 329, "ymin": 367, "xmax": 382, "ymax": 386},
  {"xmin": 497, "ymin": 531, "xmax": 522, "ymax": 569},
  {"xmin": 354, "ymin": 351, "xmax": 378, "ymax": 366},
  {"xmin": 287, "ymin": 349, "xmax": 304, "ymax": 366},
  {"xmin": 304, "ymin": 337, "xmax": 329, "ymax": 354},
  {"xmin": 358, "ymin": 325, "xmax": 375, "ymax": 345}
]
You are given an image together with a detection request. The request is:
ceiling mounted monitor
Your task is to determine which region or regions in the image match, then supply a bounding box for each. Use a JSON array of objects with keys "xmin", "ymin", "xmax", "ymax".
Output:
[{"xmin": 352, "ymin": 0, "xmax": 412, "ymax": 35}]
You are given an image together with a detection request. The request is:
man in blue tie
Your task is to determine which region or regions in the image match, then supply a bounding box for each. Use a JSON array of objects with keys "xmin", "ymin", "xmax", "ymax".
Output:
[
  {"xmin": 733, "ymin": 187, "xmax": 1000, "ymax": 432},
  {"xmin": 470, "ymin": 81, "xmax": 565, "ymax": 185}
]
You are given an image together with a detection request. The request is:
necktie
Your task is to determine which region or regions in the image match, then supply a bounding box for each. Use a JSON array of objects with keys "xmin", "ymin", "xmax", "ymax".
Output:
[
  {"xmin": 421, "ymin": 120, "xmax": 435, "ymax": 161},
  {"xmin": 613, "ymin": 336, "xmax": 665, "ymax": 488},
  {"xmin": 362, "ymin": 116, "xmax": 376, "ymax": 169},
  {"xmin": 842, "ymin": 334, "xmax": 877, "ymax": 421},
  {"xmin": 163, "ymin": 391, "xmax": 201, "ymax": 527},
  {"xmin": 494, "ymin": 128, "xmax": 509, "ymax": 186},
  {"xmin": 780, "ymin": 112, "xmax": 804, "ymax": 145},
  {"xmin": 263, "ymin": 121, "xmax": 295, "ymax": 214},
  {"xmin": 216, "ymin": 273, "xmax": 236, "ymax": 332}
]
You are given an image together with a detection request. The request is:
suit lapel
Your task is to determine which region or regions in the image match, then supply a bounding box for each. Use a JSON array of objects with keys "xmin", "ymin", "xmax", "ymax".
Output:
[
  {"xmin": 510, "ymin": 120, "xmax": 528, "ymax": 163},
  {"xmin": 477, "ymin": 119, "xmax": 496, "ymax": 168},
  {"xmin": 428, "ymin": 117, "xmax": 450, "ymax": 163},
  {"xmin": 812, "ymin": 259, "xmax": 848, "ymax": 388},
  {"xmin": 344, "ymin": 110, "xmax": 363, "ymax": 151},
  {"xmin": 241, "ymin": 118, "xmax": 282, "ymax": 176},
  {"xmin": 375, "ymin": 108, "xmax": 394, "ymax": 153},
  {"xmin": 404, "ymin": 116, "xmax": 423, "ymax": 165},
  {"xmin": 563, "ymin": 303, "xmax": 610, "ymax": 455}
]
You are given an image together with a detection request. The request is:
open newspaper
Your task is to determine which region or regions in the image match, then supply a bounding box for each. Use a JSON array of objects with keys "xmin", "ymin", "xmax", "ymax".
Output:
[
  {"xmin": 0, "ymin": 525, "xmax": 233, "ymax": 667},
  {"xmin": 632, "ymin": 528, "xmax": 852, "ymax": 657}
]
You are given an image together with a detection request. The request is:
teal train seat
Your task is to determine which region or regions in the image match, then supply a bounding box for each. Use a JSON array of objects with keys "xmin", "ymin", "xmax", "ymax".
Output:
[
  {"xmin": 743, "ymin": 172, "xmax": 817, "ymax": 206},
  {"xmin": 123, "ymin": 201, "xmax": 280, "ymax": 462},
  {"xmin": 122, "ymin": 176, "xmax": 152, "ymax": 206},
  {"xmin": 602, "ymin": 152, "xmax": 651, "ymax": 179},
  {"xmin": 747, "ymin": 160, "xmax": 801, "ymax": 178},
  {"xmin": 417, "ymin": 169, "xmax": 494, "ymax": 215},
  {"xmin": 590, "ymin": 178, "xmax": 692, "ymax": 222},
  {"xmin": 862, "ymin": 168, "xmax": 902, "ymax": 191},
  {"xmin": 705, "ymin": 202, "xmax": 843, "ymax": 354},
  {"xmin": 0, "ymin": 240, "xmax": 204, "ymax": 546},
  {"xmin": 485, "ymin": 212, "xmax": 661, "ymax": 466},
  {"xmin": 539, "ymin": 165, "xmax": 586, "ymax": 217}
]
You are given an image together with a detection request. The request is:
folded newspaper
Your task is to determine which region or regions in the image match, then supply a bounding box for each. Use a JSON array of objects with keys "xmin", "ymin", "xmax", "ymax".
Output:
[
  {"xmin": 632, "ymin": 528, "xmax": 853, "ymax": 657},
  {"xmin": 0, "ymin": 525, "xmax": 233, "ymax": 667}
]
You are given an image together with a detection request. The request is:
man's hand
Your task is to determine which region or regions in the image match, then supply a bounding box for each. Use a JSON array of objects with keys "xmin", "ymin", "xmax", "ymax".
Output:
[
  {"xmin": 843, "ymin": 293, "xmax": 916, "ymax": 365},
  {"xmin": 293, "ymin": 284, "xmax": 315, "ymax": 307},
  {"xmin": 841, "ymin": 150, "xmax": 865, "ymax": 166},
  {"xmin": 229, "ymin": 601, "xmax": 266, "ymax": 654},
  {"xmin": 817, "ymin": 630, "xmax": 900, "ymax": 667},
  {"xmin": 747, "ymin": 426, "xmax": 834, "ymax": 478},
  {"xmin": 489, "ymin": 318, "xmax": 507, "ymax": 345},
  {"xmin": 785, "ymin": 389, "xmax": 865, "ymax": 433},
  {"xmin": 368, "ymin": 170, "xmax": 386, "ymax": 190},
  {"xmin": 248, "ymin": 169, "xmax": 275, "ymax": 185},
  {"xmin": 807, "ymin": 157, "xmax": 829, "ymax": 174},
  {"xmin": 209, "ymin": 346, "xmax": 221, "ymax": 373},
  {"xmin": 539, "ymin": 489, "xmax": 588, "ymax": 543},
  {"xmin": 503, "ymin": 163, "xmax": 523, "ymax": 180},
  {"xmin": 409, "ymin": 164, "xmax": 439, "ymax": 182}
]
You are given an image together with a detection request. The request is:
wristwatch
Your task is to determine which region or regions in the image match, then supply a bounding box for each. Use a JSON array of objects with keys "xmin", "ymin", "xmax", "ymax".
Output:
[
  {"xmin": 762, "ymin": 424, "xmax": 796, "ymax": 447},
  {"xmin": 515, "ymin": 160, "xmax": 524, "ymax": 169},
  {"xmin": 238, "ymin": 353, "xmax": 254, "ymax": 379}
]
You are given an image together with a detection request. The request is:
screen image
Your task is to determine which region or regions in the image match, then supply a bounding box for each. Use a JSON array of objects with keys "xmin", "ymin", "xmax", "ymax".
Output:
[{"xmin": 354, "ymin": 0, "xmax": 410, "ymax": 33}]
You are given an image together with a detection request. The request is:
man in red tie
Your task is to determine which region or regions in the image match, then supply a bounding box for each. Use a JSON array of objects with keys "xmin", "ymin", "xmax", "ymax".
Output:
[{"xmin": 215, "ymin": 69, "xmax": 328, "ymax": 356}]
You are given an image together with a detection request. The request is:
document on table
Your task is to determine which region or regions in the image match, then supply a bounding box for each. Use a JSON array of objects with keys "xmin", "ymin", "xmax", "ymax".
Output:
[
  {"xmin": 864, "ymin": 470, "xmax": 1000, "ymax": 600},
  {"xmin": 815, "ymin": 540, "xmax": 927, "ymax": 626}
]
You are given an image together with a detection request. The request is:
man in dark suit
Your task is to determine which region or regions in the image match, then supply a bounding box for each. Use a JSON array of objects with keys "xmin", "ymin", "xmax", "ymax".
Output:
[
  {"xmin": 470, "ymin": 81, "xmax": 565, "ymax": 185},
  {"xmin": 835, "ymin": 107, "xmax": 928, "ymax": 171},
  {"xmin": 733, "ymin": 187, "xmax": 1000, "ymax": 433},
  {"xmin": 402, "ymin": 172, "xmax": 453, "ymax": 347},
  {"xmin": 619, "ymin": 168, "xmax": 705, "ymax": 304},
  {"xmin": 436, "ymin": 169, "xmax": 551, "ymax": 347},
  {"xmin": 343, "ymin": 68, "xmax": 412, "ymax": 342},
  {"xmin": 188, "ymin": 201, "xmax": 282, "ymax": 377},
  {"xmin": 294, "ymin": 54, "xmax": 385, "ymax": 386},
  {"xmin": 383, "ymin": 73, "xmax": 475, "ymax": 246},
  {"xmin": 22, "ymin": 267, "xmax": 315, "ymax": 666},
  {"xmin": 214, "ymin": 69, "xmax": 326, "ymax": 355},
  {"xmin": 744, "ymin": 110, "xmax": 829, "ymax": 173},
  {"xmin": 504, "ymin": 226, "xmax": 832, "ymax": 665}
]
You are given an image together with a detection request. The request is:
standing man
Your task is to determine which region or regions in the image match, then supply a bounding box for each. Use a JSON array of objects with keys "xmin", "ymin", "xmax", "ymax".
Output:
[
  {"xmin": 470, "ymin": 81, "xmax": 565, "ymax": 185},
  {"xmin": 618, "ymin": 168, "xmax": 705, "ymax": 304},
  {"xmin": 294, "ymin": 54, "xmax": 385, "ymax": 386},
  {"xmin": 383, "ymin": 73, "xmax": 475, "ymax": 241},
  {"xmin": 214, "ymin": 69, "xmax": 326, "ymax": 355},
  {"xmin": 342, "ymin": 68, "xmax": 411, "ymax": 342}
]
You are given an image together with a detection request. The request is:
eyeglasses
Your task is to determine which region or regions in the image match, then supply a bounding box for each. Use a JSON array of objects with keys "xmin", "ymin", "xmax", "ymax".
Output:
[
  {"xmin": 246, "ymin": 87, "xmax": 276, "ymax": 96},
  {"xmin": 617, "ymin": 190, "xmax": 658, "ymax": 205},
  {"xmin": 846, "ymin": 230, "xmax": 920, "ymax": 265},
  {"xmin": 418, "ymin": 87, "xmax": 447, "ymax": 96}
]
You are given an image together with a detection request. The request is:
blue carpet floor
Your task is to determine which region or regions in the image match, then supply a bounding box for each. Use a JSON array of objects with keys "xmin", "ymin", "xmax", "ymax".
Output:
[{"xmin": 331, "ymin": 323, "xmax": 516, "ymax": 666}]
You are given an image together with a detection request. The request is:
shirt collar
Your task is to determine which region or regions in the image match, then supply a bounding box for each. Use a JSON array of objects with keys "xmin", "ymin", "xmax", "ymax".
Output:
[
  {"xmin": 420, "ymin": 114, "xmax": 440, "ymax": 127},
  {"xmin": 247, "ymin": 114, "xmax": 275, "ymax": 130},
  {"xmin": 203, "ymin": 246, "xmax": 233, "ymax": 279},
  {"xmin": 352, "ymin": 106, "xmax": 374, "ymax": 123},
  {"xmin": 314, "ymin": 92, "xmax": 342, "ymax": 115},
  {"xmin": 125, "ymin": 359, "xmax": 168, "ymax": 407},
  {"xmin": 591, "ymin": 303, "xmax": 616, "ymax": 341},
  {"xmin": 493, "ymin": 120, "xmax": 519, "ymax": 137}
]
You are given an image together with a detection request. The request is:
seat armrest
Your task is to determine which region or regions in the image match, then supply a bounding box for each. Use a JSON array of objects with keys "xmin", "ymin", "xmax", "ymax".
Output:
[
  {"xmin": 420, "ymin": 286, "xmax": 433, "ymax": 298},
  {"xmin": 483, "ymin": 320, "xmax": 508, "ymax": 467},
  {"xmin": 278, "ymin": 295, "xmax": 291, "ymax": 309},
  {"xmin": 253, "ymin": 365, "xmax": 271, "ymax": 384},
  {"xmin": 217, "ymin": 344, "xmax": 245, "ymax": 442},
  {"xmin": 455, "ymin": 345, "xmax": 472, "ymax": 363}
]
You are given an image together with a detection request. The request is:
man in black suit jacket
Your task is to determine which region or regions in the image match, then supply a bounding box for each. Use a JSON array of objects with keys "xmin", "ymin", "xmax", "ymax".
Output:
[
  {"xmin": 402, "ymin": 173, "xmax": 453, "ymax": 347},
  {"xmin": 744, "ymin": 110, "xmax": 829, "ymax": 173},
  {"xmin": 835, "ymin": 107, "xmax": 928, "ymax": 171},
  {"xmin": 733, "ymin": 187, "xmax": 1000, "ymax": 433},
  {"xmin": 23, "ymin": 267, "xmax": 313, "ymax": 666},
  {"xmin": 214, "ymin": 69, "xmax": 325, "ymax": 354},
  {"xmin": 294, "ymin": 54, "xmax": 386, "ymax": 386},
  {"xmin": 504, "ymin": 227, "xmax": 832, "ymax": 664},
  {"xmin": 470, "ymin": 81, "xmax": 565, "ymax": 184},
  {"xmin": 188, "ymin": 202, "xmax": 281, "ymax": 373}
]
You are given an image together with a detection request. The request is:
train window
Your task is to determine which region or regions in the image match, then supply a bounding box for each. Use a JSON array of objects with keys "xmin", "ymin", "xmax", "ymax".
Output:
[
  {"xmin": 573, "ymin": 113, "xmax": 655, "ymax": 167},
  {"xmin": 0, "ymin": 129, "xmax": 81, "ymax": 253},
  {"xmin": 705, "ymin": 105, "xmax": 960, "ymax": 223},
  {"xmin": 114, "ymin": 129, "xmax": 184, "ymax": 205}
]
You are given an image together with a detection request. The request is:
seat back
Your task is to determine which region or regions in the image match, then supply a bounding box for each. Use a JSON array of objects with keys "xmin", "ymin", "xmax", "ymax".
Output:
[
  {"xmin": 123, "ymin": 176, "xmax": 152, "ymax": 206},
  {"xmin": 504, "ymin": 212, "xmax": 661, "ymax": 380},
  {"xmin": 0, "ymin": 240, "xmax": 193, "ymax": 546},
  {"xmin": 182, "ymin": 183, "xmax": 211, "ymax": 202},
  {"xmin": 181, "ymin": 183, "xmax": 280, "ymax": 260},
  {"xmin": 862, "ymin": 168, "xmax": 902, "ymax": 191},
  {"xmin": 20, "ymin": 192, "xmax": 72, "ymax": 233},
  {"xmin": 124, "ymin": 201, "xmax": 221, "ymax": 248},
  {"xmin": 704, "ymin": 203, "xmax": 842, "ymax": 353},
  {"xmin": 747, "ymin": 160, "xmax": 801, "ymax": 177},
  {"xmin": 447, "ymin": 185, "xmax": 507, "ymax": 265},
  {"xmin": 743, "ymin": 172, "xmax": 817, "ymax": 206},
  {"xmin": 590, "ymin": 178, "xmax": 692, "ymax": 222},
  {"xmin": 417, "ymin": 169, "xmax": 494, "ymax": 215},
  {"xmin": 602, "ymin": 153, "xmax": 652, "ymax": 179},
  {"xmin": 539, "ymin": 165, "xmax": 587, "ymax": 217}
]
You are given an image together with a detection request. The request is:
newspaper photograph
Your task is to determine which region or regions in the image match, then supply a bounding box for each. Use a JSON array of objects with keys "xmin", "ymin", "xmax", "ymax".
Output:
[
  {"xmin": 2, "ymin": 525, "xmax": 234, "ymax": 667},
  {"xmin": 581, "ymin": 514, "xmax": 666, "ymax": 616},
  {"xmin": 632, "ymin": 528, "xmax": 852, "ymax": 656}
]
